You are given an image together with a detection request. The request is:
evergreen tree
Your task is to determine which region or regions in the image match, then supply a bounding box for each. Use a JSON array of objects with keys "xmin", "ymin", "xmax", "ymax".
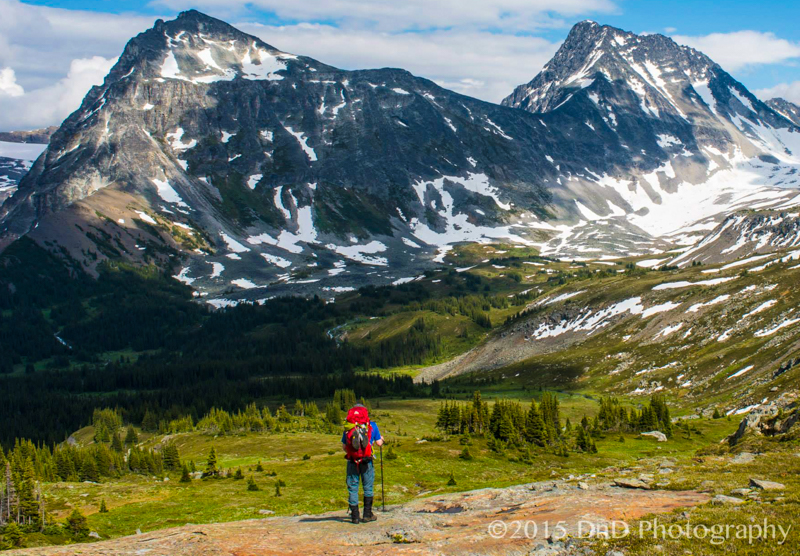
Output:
[
  {"xmin": 65, "ymin": 509, "xmax": 89, "ymax": 539},
  {"xmin": 141, "ymin": 410, "xmax": 158, "ymax": 433},
  {"xmin": 447, "ymin": 472, "xmax": 457, "ymax": 486},
  {"xmin": 247, "ymin": 476, "xmax": 259, "ymax": 491},
  {"xmin": 255, "ymin": 461, "xmax": 264, "ymax": 472},
  {"xmin": 497, "ymin": 412, "xmax": 515, "ymax": 442},
  {"xmin": 162, "ymin": 443, "xmax": 181, "ymax": 471},
  {"xmin": 524, "ymin": 401, "xmax": 547, "ymax": 447},
  {"xmin": 17, "ymin": 458, "xmax": 39, "ymax": 521},
  {"xmin": 202, "ymin": 447, "xmax": 218, "ymax": 478},
  {"xmin": 180, "ymin": 464, "xmax": 192, "ymax": 483},
  {"xmin": 80, "ymin": 457, "xmax": 99, "ymax": 483},
  {"xmin": 124, "ymin": 427, "xmax": 139, "ymax": 446},
  {"xmin": 3, "ymin": 522, "xmax": 23, "ymax": 547},
  {"xmin": 94, "ymin": 423, "xmax": 110, "ymax": 443},
  {"xmin": 304, "ymin": 402, "xmax": 320, "ymax": 419},
  {"xmin": 293, "ymin": 400, "xmax": 304, "ymax": 416},
  {"xmin": 111, "ymin": 433, "xmax": 124, "ymax": 453},
  {"xmin": 324, "ymin": 402, "xmax": 342, "ymax": 425},
  {"xmin": 99, "ymin": 499, "xmax": 109, "ymax": 513},
  {"xmin": 234, "ymin": 468, "xmax": 244, "ymax": 480},
  {"xmin": 274, "ymin": 482, "xmax": 282, "ymax": 497},
  {"xmin": 276, "ymin": 405, "xmax": 291, "ymax": 423}
]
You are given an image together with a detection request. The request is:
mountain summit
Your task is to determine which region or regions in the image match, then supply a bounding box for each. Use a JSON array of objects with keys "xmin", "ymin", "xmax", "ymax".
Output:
[{"xmin": 1, "ymin": 15, "xmax": 800, "ymax": 304}]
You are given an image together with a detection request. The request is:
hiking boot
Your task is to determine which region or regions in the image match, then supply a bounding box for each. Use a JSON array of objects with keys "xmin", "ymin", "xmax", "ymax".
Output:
[
  {"xmin": 361, "ymin": 496, "xmax": 377, "ymax": 522},
  {"xmin": 349, "ymin": 504, "xmax": 360, "ymax": 524}
]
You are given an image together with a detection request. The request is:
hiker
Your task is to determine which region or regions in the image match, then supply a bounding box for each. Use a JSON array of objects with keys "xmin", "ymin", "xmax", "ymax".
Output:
[{"xmin": 342, "ymin": 403, "xmax": 383, "ymax": 524}]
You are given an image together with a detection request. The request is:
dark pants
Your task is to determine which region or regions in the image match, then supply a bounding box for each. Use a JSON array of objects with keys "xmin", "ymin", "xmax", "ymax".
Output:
[{"xmin": 346, "ymin": 459, "xmax": 374, "ymax": 506}]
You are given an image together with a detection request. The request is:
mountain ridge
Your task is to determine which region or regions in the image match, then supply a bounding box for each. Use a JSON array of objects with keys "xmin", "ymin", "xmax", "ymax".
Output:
[{"xmin": 2, "ymin": 13, "xmax": 800, "ymax": 303}]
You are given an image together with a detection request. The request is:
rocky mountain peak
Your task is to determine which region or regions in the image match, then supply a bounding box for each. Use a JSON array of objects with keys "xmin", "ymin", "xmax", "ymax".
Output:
[{"xmin": 503, "ymin": 21, "xmax": 719, "ymax": 115}]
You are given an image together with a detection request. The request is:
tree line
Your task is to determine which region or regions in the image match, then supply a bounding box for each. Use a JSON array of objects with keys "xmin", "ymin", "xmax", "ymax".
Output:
[{"xmin": 436, "ymin": 392, "xmax": 673, "ymax": 457}]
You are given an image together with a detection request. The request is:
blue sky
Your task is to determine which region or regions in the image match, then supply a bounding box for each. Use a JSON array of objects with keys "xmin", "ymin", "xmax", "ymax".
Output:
[{"xmin": 1, "ymin": 0, "xmax": 800, "ymax": 129}]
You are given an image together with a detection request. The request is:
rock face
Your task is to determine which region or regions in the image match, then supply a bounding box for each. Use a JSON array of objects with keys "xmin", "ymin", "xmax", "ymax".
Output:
[
  {"xmin": 767, "ymin": 98, "xmax": 800, "ymax": 127},
  {"xmin": 0, "ymin": 9, "xmax": 580, "ymax": 295},
  {"xmin": 670, "ymin": 210, "xmax": 800, "ymax": 266},
  {"xmin": 6, "ymin": 479, "xmax": 708, "ymax": 556},
  {"xmin": 728, "ymin": 393, "xmax": 800, "ymax": 446},
  {"xmin": 3, "ymin": 15, "xmax": 800, "ymax": 298}
]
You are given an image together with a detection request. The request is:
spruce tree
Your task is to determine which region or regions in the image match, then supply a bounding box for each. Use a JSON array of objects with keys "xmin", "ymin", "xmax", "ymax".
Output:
[
  {"xmin": 497, "ymin": 412, "xmax": 515, "ymax": 442},
  {"xmin": 180, "ymin": 464, "xmax": 192, "ymax": 483},
  {"xmin": 524, "ymin": 401, "xmax": 547, "ymax": 446},
  {"xmin": 80, "ymin": 457, "xmax": 99, "ymax": 483},
  {"xmin": 124, "ymin": 427, "xmax": 139, "ymax": 446},
  {"xmin": 203, "ymin": 447, "xmax": 218, "ymax": 478},
  {"xmin": 17, "ymin": 458, "xmax": 38, "ymax": 521},
  {"xmin": 447, "ymin": 472, "xmax": 457, "ymax": 486},
  {"xmin": 66, "ymin": 509, "xmax": 89, "ymax": 539},
  {"xmin": 234, "ymin": 468, "xmax": 244, "ymax": 480},
  {"xmin": 111, "ymin": 433, "xmax": 123, "ymax": 453},
  {"xmin": 4, "ymin": 522, "xmax": 23, "ymax": 547},
  {"xmin": 247, "ymin": 476, "xmax": 259, "ymax": 491},
  {"xmin": 99, "ymin": 499, "xmax": 108, "ymax": 513},
  {"xmin": 162, "ymin": 443, "xmax": 180, "ymax": 471}
]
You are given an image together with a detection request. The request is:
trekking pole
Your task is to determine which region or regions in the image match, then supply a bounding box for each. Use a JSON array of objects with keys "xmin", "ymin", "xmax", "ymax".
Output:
[{"xmin": 380, "ymin": 444, "xmax": 385, "ymax": 512}]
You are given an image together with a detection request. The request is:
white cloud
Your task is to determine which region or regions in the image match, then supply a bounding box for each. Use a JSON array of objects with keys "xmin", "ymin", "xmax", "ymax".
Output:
[
  {"xmin": 756, "ymin": 81, "xmax": 800, "ymax": 104},
  {"xmin": 0, "ymin": 56, "xmax": 116, "ymax": 130},
  {"xmin": 0, "ymin": 67, "xmax": 24, "ymax": 97},
  {"xmin": 238, "ymin": 22, "xmax": 559, "ymax": 102},
  {"xmin": 674, "ymin": 31, "xmax": 800, "ymax": 71},
  {"xmin": 159, "ymin": 0, "xmax": 617, "ymax": 33},
  {"xmin": 0, "ymin": 0, "xmax": 156, "ymax": 130}
]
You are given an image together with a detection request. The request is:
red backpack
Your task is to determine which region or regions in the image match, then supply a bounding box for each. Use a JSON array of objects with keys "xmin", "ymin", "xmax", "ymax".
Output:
[{"xmin": 344, "ymin": 405, "xmax": 373, "ymax": 463}]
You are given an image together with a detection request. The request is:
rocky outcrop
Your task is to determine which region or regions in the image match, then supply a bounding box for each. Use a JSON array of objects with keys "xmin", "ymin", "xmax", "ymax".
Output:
[
  {"xmin": 728, "ymin": 392, "xmax": 800, "ymax": 446},
  {"xmin": 7, "ymin": 479, "xmax": 708, "ymax": 556}
]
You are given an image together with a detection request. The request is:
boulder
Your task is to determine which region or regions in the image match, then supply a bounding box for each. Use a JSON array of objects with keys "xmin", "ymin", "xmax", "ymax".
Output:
[
  {"xmin": 750, "ymin": 478, "xmax": 785, "ymax": 491},
  {"xmin": 640, "ymin": 431, "xmax": 667, "ymax": 442},
  {"xmin": 614, "ymin": 478, "xmax": 650, "ymax": 490},
  {"xmin": 258, "ymin": 509, "xmax": 275, "ymax": 515},
  {"xmin": 712, "ymin": 495, "xmax": 744, "ymax": 505},
  {"xmin": 731, "ymin": 452, "xmax": 756, "ymax": 464}
]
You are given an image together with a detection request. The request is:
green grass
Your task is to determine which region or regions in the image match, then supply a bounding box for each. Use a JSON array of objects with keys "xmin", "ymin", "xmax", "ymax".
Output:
[{"xmin": 31, "ymin": 396, "xmax": 743, "ymax": 546}]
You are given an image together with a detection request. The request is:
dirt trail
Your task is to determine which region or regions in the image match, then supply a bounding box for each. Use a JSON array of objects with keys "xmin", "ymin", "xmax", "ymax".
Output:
[{"xmin": 13, "ymin": 480, "xmax": 708, "ymax": 556}]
